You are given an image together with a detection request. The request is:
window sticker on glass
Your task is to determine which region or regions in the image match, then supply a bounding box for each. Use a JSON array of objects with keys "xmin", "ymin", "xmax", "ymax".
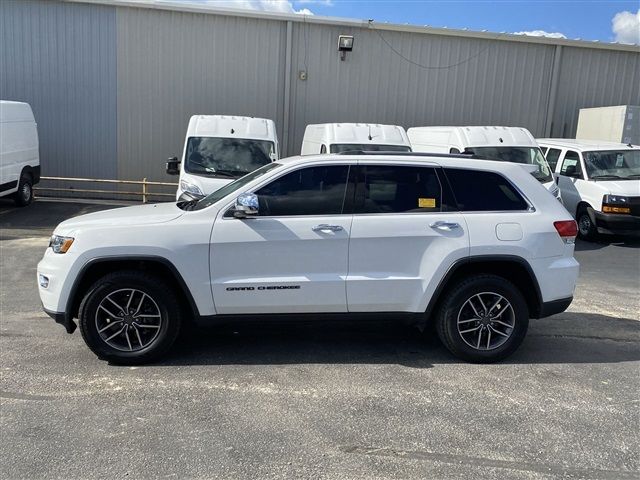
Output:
[
  {"xmin": 418, "ymin": 198, "xmax": 436, "ymax": 208},
  {"xmin": 616, "ymin": 154, "xmax": 625, "ymax": 167}
]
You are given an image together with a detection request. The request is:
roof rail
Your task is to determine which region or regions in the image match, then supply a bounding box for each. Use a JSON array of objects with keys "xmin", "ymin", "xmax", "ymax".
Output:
[{"xmin": 335, "ymin": 150, "xmax": 480, "ymax": 160}]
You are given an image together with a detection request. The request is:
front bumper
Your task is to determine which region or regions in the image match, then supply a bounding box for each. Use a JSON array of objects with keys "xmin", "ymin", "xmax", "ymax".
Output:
[
  {"xmin": 594, "ymin": 212, "xmax": 640, "ymax": 236},
  {"xmin": 43, "ymin": 307, "xmax": 76, "ymax": 333}
]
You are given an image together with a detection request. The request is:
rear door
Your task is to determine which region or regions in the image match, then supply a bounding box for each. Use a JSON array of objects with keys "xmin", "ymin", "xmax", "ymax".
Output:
[
  {"xmin": 210, "ymin": 163, "xmax": 354, "ymax": 314},
  {"xmin": 347, "ymin": 163, "xmax": 469, "ymax": 312}
]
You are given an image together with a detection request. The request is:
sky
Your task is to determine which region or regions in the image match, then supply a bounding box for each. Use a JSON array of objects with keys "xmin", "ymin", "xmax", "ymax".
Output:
[{"xmin": 143, "ymin": 0, "xmax": 640, "ymax": 44}]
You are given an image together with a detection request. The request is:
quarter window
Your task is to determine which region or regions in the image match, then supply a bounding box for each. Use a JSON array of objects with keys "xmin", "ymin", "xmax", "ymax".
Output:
[
  {"xmin": 255, "ymin": 165, "xmax": 349, "ymax": 216},
  {"xmin": 444, "ymin": 168, "xmax": 529, "ymax": 211},
  {"xmin": 356, "ymin": 166, "xmax": 445, "ymax": 214},
  {"xmin": 545, "ymin": 148, "xmax": 562, "ymax": 171}
]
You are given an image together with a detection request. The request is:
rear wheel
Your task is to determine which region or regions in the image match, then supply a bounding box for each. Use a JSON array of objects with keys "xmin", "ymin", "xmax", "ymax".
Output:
[
  {"xmin": 436, "ymin": 275, "xmax": 529, "ymax": 363},
  {"xmin": 577, "ymin": 206, "xmax": 597, "ymax": 241},
  {"xmin": 13, "ymin": 173, "xmax": 33, "ymax": 206},
  {"xmin": 78, "ymin": 271, "xmax": 182, "ymax": 364}
]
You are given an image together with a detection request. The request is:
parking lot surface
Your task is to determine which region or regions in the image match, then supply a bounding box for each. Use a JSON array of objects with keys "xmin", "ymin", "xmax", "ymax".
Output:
[{"xmin": 1, "ymin": 199, "xmax": 639, "ymax": 479}]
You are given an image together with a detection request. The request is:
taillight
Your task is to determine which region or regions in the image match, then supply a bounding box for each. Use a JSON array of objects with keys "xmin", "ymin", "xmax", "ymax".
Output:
[{"xmin": 554, "ymin": 220, "xmax": 578, "ymax": 244}]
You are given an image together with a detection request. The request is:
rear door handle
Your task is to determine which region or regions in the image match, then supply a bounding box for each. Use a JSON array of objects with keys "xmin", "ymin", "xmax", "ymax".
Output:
[
  {"xmin": 312, "ymin": 224, "xmax": 343, "ymax": 232},
  {"xmin": 429, "ymin": 221, "xmax": 460, "ymax": 231}
]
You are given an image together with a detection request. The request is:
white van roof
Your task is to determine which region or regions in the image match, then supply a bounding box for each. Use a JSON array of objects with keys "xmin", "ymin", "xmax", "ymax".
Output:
[
  {"xmin": 186, "ymin": 115, "xmax": 277, "ymax": 141},
  {"xmin": 0, "ymin": 101, "xmax": 35, "ymax": 123},
  {"xmin": 536, "ymin": 138, "xmax": 639, "ymax": 151},
  {"xmin": 408, "ymin": 126, "xmax": 538, "ymax": 148},
  {"xmin": 306, "ymin": 123, "xmax": 411, "ymax": 146}
]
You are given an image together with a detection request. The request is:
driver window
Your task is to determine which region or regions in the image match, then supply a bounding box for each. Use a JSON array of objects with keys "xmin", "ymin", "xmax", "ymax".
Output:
[
  {"xmin": 560, "ymin": 151, "xmax": 583, "ymax": 178},
  {"xmin": 255, "ymin": 165, "xmax": 349, "ymax": 216}
]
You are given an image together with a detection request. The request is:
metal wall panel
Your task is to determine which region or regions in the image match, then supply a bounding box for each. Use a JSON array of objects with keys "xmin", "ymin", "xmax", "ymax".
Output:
[
  {"xmin": 116, "ymin": 6, "xmax": 286, "ymax": 181},
  {"xmin": 551, "ymin": 47, "xmax": 640, "ymax": 138},
  {"xmin": 0, "ymin": 0, "xmax": 117, "ymax": 179},
  {"xmin": 287, "ymin": 23, "xmax": 556, "ymax": 155}
]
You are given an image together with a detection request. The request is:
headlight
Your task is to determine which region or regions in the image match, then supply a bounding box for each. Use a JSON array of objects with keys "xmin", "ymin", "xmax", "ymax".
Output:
[
  {"xmin": 49, "ymin": 235, "xmax": 75, "ymax": 254},
  {"xmin": 180, "ymin": 180, "xmax": 204, "ymax": 196},
  {"xmin": 602, "ymin": 195, "xmax": 631, "ymax": 214},
  {"xmin": 603, "ymin": 194, "xmax": 629, "ymax": 205}
]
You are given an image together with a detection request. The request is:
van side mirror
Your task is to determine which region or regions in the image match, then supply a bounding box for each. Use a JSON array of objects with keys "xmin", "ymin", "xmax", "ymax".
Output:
[
  {"xmin": 233, "ymin": 193, "xmax": 259, "ymax": 218},
  {"xmin": 166, "ymin": 156, "xmax": 180, "ymax": 175}
]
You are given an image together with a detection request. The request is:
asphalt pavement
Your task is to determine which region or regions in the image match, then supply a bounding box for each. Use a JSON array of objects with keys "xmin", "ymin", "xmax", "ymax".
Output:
[{"xmin": 1, "ymin": 198, "xmax": 638, "ymax": 479}]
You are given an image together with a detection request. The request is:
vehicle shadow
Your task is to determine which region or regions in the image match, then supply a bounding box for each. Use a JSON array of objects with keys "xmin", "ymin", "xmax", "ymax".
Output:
[
  {"xmin": 149, "ymin": 312, "xmax": 640, "ymax": 368},
  {"xmin": 575, "ymin": 236, "xmax": 640, "ymax": 251}
]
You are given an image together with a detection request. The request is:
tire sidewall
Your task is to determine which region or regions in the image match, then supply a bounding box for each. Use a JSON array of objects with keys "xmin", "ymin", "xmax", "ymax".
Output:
[
  {"xmin": 577, "ymin": 207, "xmax": 596, "ymax": 241},
  {"xmin": 79, "ymin": 274, "xmax": 180, "ymax": 363},
  {"xmin": 14, "ymin": 175, "xmax": 33, "ymax": 206},
  {"xmin": 438, "ymin": 276, "xmax": 529, "ymax": 363}
]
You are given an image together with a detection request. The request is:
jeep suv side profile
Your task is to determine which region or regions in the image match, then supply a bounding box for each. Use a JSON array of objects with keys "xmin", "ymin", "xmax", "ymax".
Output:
[{"xmin": 38, "ymin": 154, "xmax": 579, "ymax": 364}]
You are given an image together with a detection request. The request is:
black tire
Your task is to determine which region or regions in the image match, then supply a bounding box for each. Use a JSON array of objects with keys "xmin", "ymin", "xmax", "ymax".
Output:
[
  {"xmin": 78, "ymin": 271, "xmax": 182, "ymax": 364},
  {"xmin": 576, "ymin": 206, "xmax": 597, "ymax": 241},
  {"xmin": 13, "ymin": 173, "xmax": 33, "ymax": 206},
  {"xmin": 435, "ymin": 274, "xmax": 529, "ymax": 363}
]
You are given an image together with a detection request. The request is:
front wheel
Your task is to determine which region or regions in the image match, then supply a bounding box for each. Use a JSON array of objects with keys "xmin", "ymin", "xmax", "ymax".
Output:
[
  {"xmin": 13, "ymin": 174, "xmax": 33, "ymax": 206},
  {"xmin": 436, "ymin": 275, "xmax": 529, "ymax": 363},
  {"xmin": 78, "ymin": 271, "xmax": 182, "ymax": 364},
  {"xmin": 577, "ymin": 207, "xmax": 597, "ymax": 241}
]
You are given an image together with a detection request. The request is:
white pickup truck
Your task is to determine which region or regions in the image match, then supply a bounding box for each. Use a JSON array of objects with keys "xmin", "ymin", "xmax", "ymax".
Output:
[{"xmin": 38, "ymin": 153, "xmax": 579, "ymax": 364}]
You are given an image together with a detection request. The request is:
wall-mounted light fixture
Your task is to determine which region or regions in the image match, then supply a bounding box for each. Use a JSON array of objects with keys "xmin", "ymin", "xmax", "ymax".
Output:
[{"xmin": 338, "ymin": 35, "xmax": 354, "ymax": 61}]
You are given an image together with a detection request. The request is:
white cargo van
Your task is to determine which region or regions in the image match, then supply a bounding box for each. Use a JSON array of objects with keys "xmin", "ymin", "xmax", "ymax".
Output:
[
  {"xmin": 168, "ymin": 115, "xmax": 279, "ymax": 200},
  {"xmin": 0, "ymin": 101, "xmax": 40, "ymax": 206},
  {"xmin": 301, "ymin": 123, "xmax": 412, "ymax": 155},
  {"xmin": 538, "ymin": 138, "xmax": 639, "ymax": 240},
  {"xmin": 407, "ymin": 126, "xmax": 560, "ymax": 201}
]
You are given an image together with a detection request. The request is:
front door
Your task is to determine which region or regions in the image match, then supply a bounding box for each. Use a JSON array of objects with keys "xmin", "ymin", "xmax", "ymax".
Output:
[
  {"xmin": 210, "ymin": 164, "xmax": 353, "ymax": 314},
  {"xmin": 557, "ymin": 150, "xmax": 585, "ymax": 216}
]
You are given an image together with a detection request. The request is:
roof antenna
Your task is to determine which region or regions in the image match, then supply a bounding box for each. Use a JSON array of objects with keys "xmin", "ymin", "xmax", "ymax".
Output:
[
  {"xmin": 231, "ymin": 128, "xmax": 235, "ymax": 134},
  {"xmin": 628, "ymin": 142, "xmax": 633, "ymax": 148},
  {"xmin": 368, "ymin": 125, "xmax": 373, "ymax": 141}
]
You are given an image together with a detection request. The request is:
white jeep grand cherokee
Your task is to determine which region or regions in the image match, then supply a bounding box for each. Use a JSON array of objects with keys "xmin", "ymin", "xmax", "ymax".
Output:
[{"xmin": 38, "ymin": 154, "xmax": 579, "ymax": 364}]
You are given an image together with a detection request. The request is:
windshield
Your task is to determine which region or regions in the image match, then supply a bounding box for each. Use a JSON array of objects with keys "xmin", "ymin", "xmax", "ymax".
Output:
[
  {"xmin": 330, "ymin": 144, "xmax": 412, "ymax": 153},
  {"xmin": 583, "ymin": 150, "xmax": 640, "ymax": 180},
  {"xmin": 192, "ymin": 162, "xmax": 282, "ymax": 211},
  {"xmin": 185, "ymin": 137, "xmax": 275, "ymax": 179},
  {"xmin": 463, "ymin": 146, "xmax": 553, "ymax": 183}
]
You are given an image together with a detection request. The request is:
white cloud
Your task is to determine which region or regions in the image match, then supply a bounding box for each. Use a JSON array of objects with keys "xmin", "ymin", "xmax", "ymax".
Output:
[
  {"xmin": 146, "ymin": 0, "xmax": 314, "ymax": 15},
  {"xmin": 513, "ymin": 30, "xmax": 567, "ymax": 39},
  {"xmin": 612, "ymin": 9, "xmax": 640, "ymax": 44}
]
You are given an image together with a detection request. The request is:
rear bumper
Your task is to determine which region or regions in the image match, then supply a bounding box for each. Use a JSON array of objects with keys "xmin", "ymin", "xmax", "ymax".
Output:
[
  {"xmin": 43, "ymin": 307, "xmax": 76, "ymax": 334},
  {"xmin": 538, "ymin": 297, "xmax": 573, "ymax": 318},
  {"xmin": 595, "ymin": 212, "xmax": 640, "ymax": 236}
]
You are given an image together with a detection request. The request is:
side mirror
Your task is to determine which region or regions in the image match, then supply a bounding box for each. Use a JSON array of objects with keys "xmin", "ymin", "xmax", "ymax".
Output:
[
  {"xmin": 166, "ymin": 156, "xmax": 180, "ymax": 175},
  {"xmin": 233, "ymin": 193, "xmax": 259, "ymax": 218}
]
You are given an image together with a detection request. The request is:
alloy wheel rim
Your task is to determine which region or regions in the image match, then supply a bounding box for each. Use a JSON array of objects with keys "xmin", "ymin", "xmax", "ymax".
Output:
[
  {"xmin": 95, "ymin": 288, "xmax": 162, "ymax": 352},
  {"xmin": 457, "ymin": 292, "xmax": 515, "ymax": 351}
]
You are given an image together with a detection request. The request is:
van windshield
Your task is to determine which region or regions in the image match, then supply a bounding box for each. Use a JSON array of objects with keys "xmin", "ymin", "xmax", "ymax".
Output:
[
  {"xmin": 330, "ymin": 144, "xmax": 412, "ymax": 153},
  {"xmin": 185, "ymin": 137, "xmax": 275, "ymax": 179},
  {"xmin": 583, "ymin": 150, "xmax": 640, "ymax": 180},
  {"xmin": 192, "ymin": 163, "xmax": 282, "ymax": 211},
  {"xmin": 463, "ymin": 147, "xmax": 553, "ymax": 183}
]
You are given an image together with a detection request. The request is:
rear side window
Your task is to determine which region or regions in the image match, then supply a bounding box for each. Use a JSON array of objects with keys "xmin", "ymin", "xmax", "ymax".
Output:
[
  {"xmin": 255, "ymin": 165, "xmax": 349, "ymax": 216},
  {"xmin": 356, "ymin": 166, "xmax": 448, "ymax": 213},
  {"xmin": 444, "ymin": 168, "xmax": 529, "ymax": 211},
  {"xmin": 545, "ymin": 148, "xmax": 562, "ymax": 171}
]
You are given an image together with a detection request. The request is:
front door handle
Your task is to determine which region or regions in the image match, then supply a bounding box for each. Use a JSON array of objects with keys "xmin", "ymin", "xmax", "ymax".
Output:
[
  {"xmin": 429, "ymin": 221, "xmax": 460, "ymax": 231},
  {"xmin": 312, "ymin": 224, "xmax": 344, "ymax": 232}
]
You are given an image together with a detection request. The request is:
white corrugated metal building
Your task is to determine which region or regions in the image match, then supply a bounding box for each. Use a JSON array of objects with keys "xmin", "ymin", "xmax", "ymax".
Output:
[{"xmin": 1, "ymin": 0, "xmax": 639, "ymax": 183}]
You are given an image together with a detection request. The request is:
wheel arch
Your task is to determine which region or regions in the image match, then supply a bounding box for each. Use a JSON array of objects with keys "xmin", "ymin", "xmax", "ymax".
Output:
[
  {"xmin": 67, "ymin": 256, "xmax": 200, "ymax": 325},
  {"xmin": 424, "ymin": 255, "xmax": 543, "ymax": 323}
]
